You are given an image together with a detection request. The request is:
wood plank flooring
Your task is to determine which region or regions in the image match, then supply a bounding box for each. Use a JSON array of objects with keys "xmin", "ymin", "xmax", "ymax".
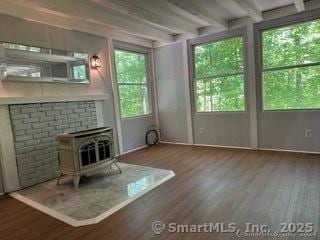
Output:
[{"xmin": 0, "ymin": 144, "xmax": 320, "ymax": 240}]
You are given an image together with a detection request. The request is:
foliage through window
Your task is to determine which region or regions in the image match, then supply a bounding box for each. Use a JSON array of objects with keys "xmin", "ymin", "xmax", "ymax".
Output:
[
  {"xmin": 194, "ymin": 37, "xmax": 245, "ymax": 112},
  {"xmin": 72, "ymin": 64, "xmax": 87, "ymax": 80},
  {"xmin": 114, "ymin": 49, "xmax": 151, "ymax": 118},
  {"xmin": 262, "ymin": 19, "xmax": 320, "ymax": 110}
]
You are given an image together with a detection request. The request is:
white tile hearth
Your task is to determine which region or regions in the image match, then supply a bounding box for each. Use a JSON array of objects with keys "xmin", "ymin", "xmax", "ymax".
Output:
[{"xmin": 10, "ymin": 163, "xmax": 175, "ymax": 227}]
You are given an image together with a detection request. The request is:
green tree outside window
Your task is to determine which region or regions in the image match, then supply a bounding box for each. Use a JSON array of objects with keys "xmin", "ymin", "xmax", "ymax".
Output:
[
  {"xmin": 115, "ymin": 49, "xmax": 151, "ymax": 118},
  {"xmin": 262, "ymin": 19, "xmax": 320, "ymax": 110},
  {"xmin": 194, "ymin": 37, "xmax": 245, "ymax": 112}
]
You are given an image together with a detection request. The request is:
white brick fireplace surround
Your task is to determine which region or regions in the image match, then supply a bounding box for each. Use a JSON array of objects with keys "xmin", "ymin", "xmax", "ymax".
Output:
[{"xmin": 0, "ymin": 95, "xmax": 109, "ymax": 192}]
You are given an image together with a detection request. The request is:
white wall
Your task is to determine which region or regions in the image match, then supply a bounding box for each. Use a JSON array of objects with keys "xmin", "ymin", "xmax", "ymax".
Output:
[
  {"xmin": 155, "ymin": 31, "xmax": 251, "ymax": 148},
  {"xmin": 121, "ymin": 116, "xmax": 155, "ymax": 152},
  {"xmin": 258, "ymin": 112, "xmax": 320, "ymax": 152},
  {"xmin": 0, "ymin": 13, "xmax": 154, "ymax": 156},
  {"xmin": 0, "ymin": 14, "xmax": 111, "ymax": 98},
  {"xmin": 154, "ymin": 8, "xmax": 320, "ymax": 153},
  {"xmin": 154, "ymin": 43, "xmax": 190, "ymax": 143},
  {"xmin": 255, "ymin": 9, "xmax": 320, "ymax": 153}
]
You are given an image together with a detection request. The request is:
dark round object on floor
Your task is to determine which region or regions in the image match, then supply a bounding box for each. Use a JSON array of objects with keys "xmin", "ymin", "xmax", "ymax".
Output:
[{"xmin": 146, "ymin": 129, "xmax": 159, "ymax": 146}]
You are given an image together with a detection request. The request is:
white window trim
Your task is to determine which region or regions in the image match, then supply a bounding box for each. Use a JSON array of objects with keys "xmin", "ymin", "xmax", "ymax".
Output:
[
  {"xmin": 113, "ymin": 41, "xmax": 154, "ymax": 119},
  {"xmin": 189, "ymin": 27, "xmax": 249, "ymax": 114},
  {"xmin": 255, "ymin": 8, "xmax": 320, "ymax": 112}
]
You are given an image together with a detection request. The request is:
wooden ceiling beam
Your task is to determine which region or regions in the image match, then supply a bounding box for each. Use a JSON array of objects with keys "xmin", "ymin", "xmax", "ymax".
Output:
[
  {"xmin": 231, "ymin": 0, "xmax": 263, "ymax": 22},
  {"xmin": 92, "ymin": 0, "xmax": 199, "ymax": 37},
  {"xmin": 8, "ymin": 0, "xmax": 174, "ymax": 43},
  {"xmin": 165, "ymin": 0, "xmax": 228, "ymax": 31},
  {"xmin": 156, "ymin": 0, "xmax": 210, "ymax": 26},
  {"xmin": 294, "ymin": 0, "xmax": 306, "ymax": 12}
]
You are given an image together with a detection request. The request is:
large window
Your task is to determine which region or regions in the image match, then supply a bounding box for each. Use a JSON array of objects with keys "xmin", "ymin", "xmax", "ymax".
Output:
[
  {"xmin": 262, "ymin": 19, "xmax": 320, "ymax": 110},
  {"xmin": 194, "ymin": 36, "xmax": 245, "ymax": 112},
  {"xmin": 114, "ymin": 49, "xmax": 151, "ymax": 118}
]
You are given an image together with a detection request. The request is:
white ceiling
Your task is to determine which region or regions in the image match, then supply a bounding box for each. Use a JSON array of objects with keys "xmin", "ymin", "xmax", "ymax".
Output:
[
  {"xmin": 254, "ymin": 0, "xmax": 294, "ymax": 11},
  {"xmin": 0, "ymin": 0, "xmax": 312, "ymax": 44}
]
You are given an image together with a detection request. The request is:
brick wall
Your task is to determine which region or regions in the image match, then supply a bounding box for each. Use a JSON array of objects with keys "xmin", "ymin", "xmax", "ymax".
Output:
[{"xmin": 9, "ymin": 101, "xmax": 98, "ymax": 188}]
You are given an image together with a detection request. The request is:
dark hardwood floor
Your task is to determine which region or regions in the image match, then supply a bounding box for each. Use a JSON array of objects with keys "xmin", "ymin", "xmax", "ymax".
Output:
[{"xmin": 1, "ymin": 144, "xmax": 320, "ymax": 240}]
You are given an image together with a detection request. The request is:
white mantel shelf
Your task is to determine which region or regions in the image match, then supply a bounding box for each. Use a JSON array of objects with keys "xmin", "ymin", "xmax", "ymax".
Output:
[{"xmin": 0, "ymin": 94, "xmax": 109, "ymax": 105}]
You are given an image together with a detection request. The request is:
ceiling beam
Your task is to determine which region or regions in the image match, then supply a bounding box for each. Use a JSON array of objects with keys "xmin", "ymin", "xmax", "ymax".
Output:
[
  {"xmin": 8, "ymin": 0, "xmax": 174, "ymax": 43},
  {"xmin": 92, "ymin": 0, "xmax": 199, "ymax": 37},
  {"xmin": 231, "ymin": 0, "xmax": 263, "ymax": 22},
  {"xmin": 157, "ymin": 0, "xmax": 210, "ymax": 26},
  {"xmin": 294, "ymin": 0, "xmax": 305, "ymax": 12},
  {"xmin": 165, "ymin": 0, "xmax": 228, "ymax": 31}
]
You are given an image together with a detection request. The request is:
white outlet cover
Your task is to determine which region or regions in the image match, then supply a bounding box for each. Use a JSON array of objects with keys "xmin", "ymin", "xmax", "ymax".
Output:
[{"xmin": 305, "ymin": 129, "xmax": 312, "ymax": 137}]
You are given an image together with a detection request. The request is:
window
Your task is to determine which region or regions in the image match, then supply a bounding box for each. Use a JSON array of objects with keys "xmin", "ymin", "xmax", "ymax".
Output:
[
  {"xmin": 1, "ymin": 42, "xmax": 89, "ymax": 83},
  {"xmin": 262, "ymin": 19, "xmax": 320, "ymax": 110},
  {"xmin": 71, "ymin": 53, "xmax": 88, "ymax": 81},
  {"xmin": 3, "ymin": 42, "xmax": 41, "ymax": 52},
  {"xmin": 72, "ymin": 65, "xmax": 86, "ymax": 80},
  {"xmin": 114, "ymin": 49, "xmax": 151, "ymax": 118},
  {"xmin": 194, "ymin": 36, "xmax": 245, "ymax": 112}
]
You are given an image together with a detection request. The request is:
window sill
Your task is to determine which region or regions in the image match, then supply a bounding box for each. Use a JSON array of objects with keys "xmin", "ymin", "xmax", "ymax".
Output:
[
  {"xmin": 195, "ymin": 111, "xmax": 247, "ymax": 115},
  {"xmin": 1, "ymin": 75, "xmax": 90, "ymax": 84},
  {"xmin": 0, "ymin": 94, "xmax": 109, "ymax": 105},
  {"xmin": 261, "ymin": 109, "xmax": 320, "ymax": 113},
  {"xmin": 121, "ymin": 113, "xmax": 153, "ymax": 121}
]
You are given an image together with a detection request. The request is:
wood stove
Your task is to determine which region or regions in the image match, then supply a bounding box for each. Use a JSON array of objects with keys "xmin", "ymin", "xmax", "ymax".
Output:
[{"xmin": 57, "ymin": 127, "xmax": 121, "ymax": 190}]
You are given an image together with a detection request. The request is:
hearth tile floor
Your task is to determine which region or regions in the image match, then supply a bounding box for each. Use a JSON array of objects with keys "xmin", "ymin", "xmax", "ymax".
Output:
[{"xmin": 10, "ymin": 163, "xmax": 175, "ymax": 227}]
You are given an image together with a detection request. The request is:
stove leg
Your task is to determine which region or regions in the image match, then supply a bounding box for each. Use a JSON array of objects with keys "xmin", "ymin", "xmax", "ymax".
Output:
[
  {"xmin": 73, "ymin": 175, "xmax": 81, "ymax": 190},
  {"xmin": 57, "ymin": 172, "xmax": 64, "ymax": 185},
  {"xmin": 113, "ymin": 161, "xmax": 122, "ymax": 174}
]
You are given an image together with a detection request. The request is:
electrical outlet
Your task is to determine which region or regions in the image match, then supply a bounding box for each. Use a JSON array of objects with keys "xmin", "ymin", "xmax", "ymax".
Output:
[
  {"xmin": 200, "ymin": 127, "xmax": 205, "ymax": 135},
  {"xmin": 305, "ymin": 129, "xmax": 312, "ymax": 138}
]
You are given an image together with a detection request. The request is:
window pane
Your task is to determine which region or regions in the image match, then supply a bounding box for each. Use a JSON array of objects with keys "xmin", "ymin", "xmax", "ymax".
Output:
[
  {"xmin": 3, "ymin": 43, "xmax": 41, "ymax": 53},
  {"xmin": 263, "ymin": 19, "xmax": 320, "ymax": 69},
  {"xmin": 263, "ymin": 65, "xmax": 320, "ymax": 110},
  {"xmin": 73, "ymin": 52, "xmax": 88, "ymax": 59},
  {"xmin": 1, "ymin": 42, "xmax": 90, "ymax": 83},
  {"xmin": 194, "ymin": 37, "xmax": 243, "ymax": 79},
  {"xmin": 115, "ymin": 49, "xmax": 151, "ymax": 118},
  {"xmin": 29, "ymin": 47, "xmax": 41, "ymax": 53},
  {"xmin": 115, "ymin": 50, "xmax": 146, "ymax": 84},
  {"xmin": 72, "ymin": 65, "xmax": 86, "ymax": 79},
  {"xmin": 196, "ymin": 74, "xmax": 245, "ymax": 112},
  {"xmin": 5, "ymin": 60, "xmax": 51, "ymax": 78},
  {"xmin": 119, "ymin": 85, "xmax": 151, "ymax": 118}
]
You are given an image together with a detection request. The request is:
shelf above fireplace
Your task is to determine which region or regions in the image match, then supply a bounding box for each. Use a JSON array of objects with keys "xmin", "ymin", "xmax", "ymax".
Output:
[{"xmin": 0, "ymin": 94, "xmax": 109, "ymax": 105}]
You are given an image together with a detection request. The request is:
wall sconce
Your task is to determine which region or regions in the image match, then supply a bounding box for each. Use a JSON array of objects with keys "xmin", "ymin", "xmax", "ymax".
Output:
[{"xmin": 90, "ymin": 55, "xmax": 102, "ymax": 68}]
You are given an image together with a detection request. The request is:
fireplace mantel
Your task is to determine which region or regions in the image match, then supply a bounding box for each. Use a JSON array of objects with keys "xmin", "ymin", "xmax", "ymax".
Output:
[{"xmin": 0, "ymin": 94, "xmax": 109, "ymax": 105}]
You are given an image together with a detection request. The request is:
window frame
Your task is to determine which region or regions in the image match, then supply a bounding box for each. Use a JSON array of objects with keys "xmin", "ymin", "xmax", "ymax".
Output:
[
  {"xmin": 113, "ymin": 45, "xmax": 153, "ymax": 119},
  {"xmin": 255, "ymin": 9, "xmax": 320, "ymax": 112},
  {"xmin": 1, "ymin": 41, "xmax": 90, "ymax": 84},
  {"xmin": 70, "ymin": 61, "xmax": 89, "ymax": 81},
  {"xmin": 189, "ymin": 27, "xmax": 248, "ymax": 114}
]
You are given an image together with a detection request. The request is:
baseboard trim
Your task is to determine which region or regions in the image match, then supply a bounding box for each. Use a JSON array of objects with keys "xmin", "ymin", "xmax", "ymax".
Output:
[
  {"xmin": 160, "ymin": 141, "xmax": 320, "ymax": 155},
  {"xmin": 116, "ymin": 145, "xmax": 149, "ymax": 157},
  {"xmin": 160, "ymin": 141, "xmax": 251, "ymax": 150},
  {"xmin": 159, "ymin": 141, "xmax": 192, "ymax": 146},
  {"xmin": 193, "ymin": 143, "xmax": 252, "ymax": 150},
  {"xmin": 258, "ymin": 147, "xmax": 320, "ymax": 155}
]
